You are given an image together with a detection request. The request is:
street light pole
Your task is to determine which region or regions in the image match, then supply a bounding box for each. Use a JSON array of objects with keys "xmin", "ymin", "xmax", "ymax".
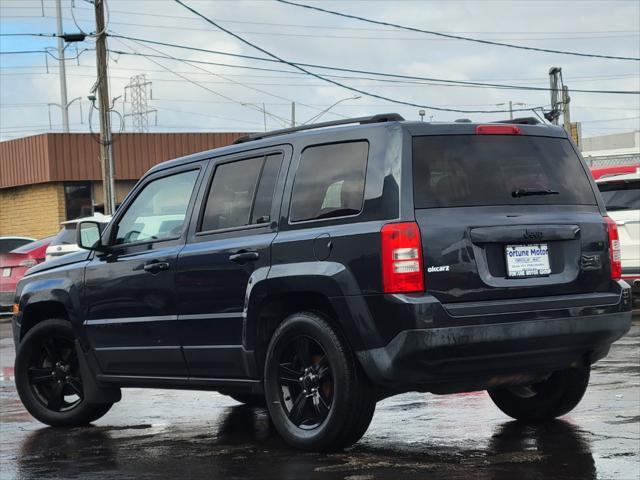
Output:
[
  {"xmin": 303, "ymin": 95, "xmax": 361, "ymax": 125},
  {"xmin": 496, "ymin": 101, "xmax": 526, "ymax": 120}
]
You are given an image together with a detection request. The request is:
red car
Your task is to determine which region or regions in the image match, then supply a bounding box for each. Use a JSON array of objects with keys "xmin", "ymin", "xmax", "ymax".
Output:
[
  {"xmin": 0, "ymin": 237, "xmax": 53, "ymax": 314},
  {"xmin": 590, "ymin": 164, "xmax": 639, "ymax": 180}
]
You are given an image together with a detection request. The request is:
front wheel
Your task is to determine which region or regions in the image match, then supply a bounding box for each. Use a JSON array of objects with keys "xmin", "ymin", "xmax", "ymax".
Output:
[
  {"xmin": 15, "ymin": 319, "xmax": 113, "ymax": 427},
  {"xmin": 264, "ymin": 311, "xmax": 376, "ymax": 451},
  {"xmin": 488, "ymin": 367, "xmax": 590, "ymax": 422}
]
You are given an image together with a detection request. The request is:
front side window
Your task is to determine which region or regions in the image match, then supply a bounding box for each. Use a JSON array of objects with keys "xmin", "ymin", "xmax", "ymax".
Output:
[
  {"xmin": 200, "ymin": 153, "xmax": 283, "ymax": 232},
  {"xmin": 290, "ymin": 141, "xmax": 369, "ymax": 222},
  {"xmin": 114, "ymin": 170, "xmax": 199, "ymax": 245}
]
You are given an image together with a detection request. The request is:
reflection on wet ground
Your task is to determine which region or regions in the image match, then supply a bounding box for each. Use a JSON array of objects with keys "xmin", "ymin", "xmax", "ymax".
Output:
[{"xmin": 1, "ymin": 319, "xmax": 638, "ymax": 480}]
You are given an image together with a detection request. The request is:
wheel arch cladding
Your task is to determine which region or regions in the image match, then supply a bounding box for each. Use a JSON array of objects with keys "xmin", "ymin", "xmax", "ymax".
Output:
[
  {"xmin": 20, "ymin": 301, "xmax": 70, "ymax": 340},
  {"xmin": 247, "ymin": 288, "xmax": 360, "ymax": 374}
]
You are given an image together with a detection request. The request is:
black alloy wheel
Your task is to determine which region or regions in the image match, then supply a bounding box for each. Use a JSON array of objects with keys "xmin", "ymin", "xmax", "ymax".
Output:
[
  {"xmin": 15, "ymin": 319, "xmax": 114, "ymax": 426},
  {"xmin": 277, "ymin": 335, "xmax": 334, "ymax": 429},
  {"xmin": 27, "ymin": 334, "xmax": 84, "ymax": 412},
  {"xmin": 488, "ymin": 367, "xmax": 590, "ymax": 422},
  {"xmin": 264, "ymin": 311, "xmax": 376, "ymax": 451}
]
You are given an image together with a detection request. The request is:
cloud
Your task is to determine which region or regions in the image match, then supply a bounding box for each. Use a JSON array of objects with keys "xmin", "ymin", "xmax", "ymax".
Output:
[{"xmin": 1, "ymin": 0, "xmax": 638, "ymax": 140}]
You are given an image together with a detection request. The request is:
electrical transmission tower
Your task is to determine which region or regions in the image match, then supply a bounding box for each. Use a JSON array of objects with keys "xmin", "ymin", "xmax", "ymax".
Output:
[{"xmin": 124, "ymin": 74, "xmax": 157, "ymax": 132}]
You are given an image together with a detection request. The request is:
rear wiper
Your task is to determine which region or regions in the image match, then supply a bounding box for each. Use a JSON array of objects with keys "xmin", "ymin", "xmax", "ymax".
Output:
[{"xmin": 512, "ymin": 188, "xmax": 559, "ymax": 198}]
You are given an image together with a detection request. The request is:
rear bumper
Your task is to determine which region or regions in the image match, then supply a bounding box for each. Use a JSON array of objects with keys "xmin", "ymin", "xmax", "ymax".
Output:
[{"xmin": 351, "ymin": 283, "xmax": 633, "ymax": 393}]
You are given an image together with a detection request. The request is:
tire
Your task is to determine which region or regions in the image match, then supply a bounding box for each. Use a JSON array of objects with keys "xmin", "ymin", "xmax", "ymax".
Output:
[
  {"xmin": 15, "ymin": 319, "xmax": 113, "ymax": 427},
  {"xmin": 488, "ymin": 367, "xmax": 590, "ymax": 422},
  {"xmin": 264, "ymin": 311, "xmax": 376, "ymax": 452},
  {"xmin": 228, "ymin": 394, "xmax": 267, "ymax": 407}
]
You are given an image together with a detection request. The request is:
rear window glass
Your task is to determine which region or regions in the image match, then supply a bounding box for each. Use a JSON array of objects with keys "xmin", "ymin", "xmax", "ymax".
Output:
[
  {"xmin": 50, "ymin": 226, "xmax": 77, "ymax": 246},
  {"xmin": 598, "ymin": 180, "xmax": 640, "ymax": 211},
  {"xmin": 412, "ymin": 135, "xmax": 596, "ymax": 208},
  {"xmin": 290, "ymin": 141, "xmax": 368, "ymax": 222}
]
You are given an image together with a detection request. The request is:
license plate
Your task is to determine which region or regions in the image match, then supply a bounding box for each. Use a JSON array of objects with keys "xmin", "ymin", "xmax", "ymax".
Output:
[
  {"xmin": 1, "ymin": 268, "xmax": 10, "ymax": 278},
  {"xmin": 505, "ymin": 244, "xmax": 551, "ymax": 278}
]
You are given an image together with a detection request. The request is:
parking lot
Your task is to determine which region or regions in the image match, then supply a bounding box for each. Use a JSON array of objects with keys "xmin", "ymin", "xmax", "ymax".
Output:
[{"xmin": 0, "ymin": 315, "xmax": 637, "ymax": 480}]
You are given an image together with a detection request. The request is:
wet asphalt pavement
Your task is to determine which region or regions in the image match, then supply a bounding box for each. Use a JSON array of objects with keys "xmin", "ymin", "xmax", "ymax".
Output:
[{"xmin": 0, "ymin": 316, "xmax": 638, "ymax": 480}]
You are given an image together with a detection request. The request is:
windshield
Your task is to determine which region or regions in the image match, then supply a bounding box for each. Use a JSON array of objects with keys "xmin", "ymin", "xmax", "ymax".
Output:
[
  {"xmin": 49, "ymin": 226, "xmax": 77, "ymax": 246},
  {"xmin": 598, "ymin": 180, "xmax": 640, "ymax": 211},
  {"xmin": 412, "ymin": 135, "xmax": 597, "ymax": 208}
]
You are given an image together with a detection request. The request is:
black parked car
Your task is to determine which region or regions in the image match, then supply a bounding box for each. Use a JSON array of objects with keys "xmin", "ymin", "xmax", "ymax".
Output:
[{"xmin": 12, "ymin": 115, "xmax": 632, "ymax": 451}]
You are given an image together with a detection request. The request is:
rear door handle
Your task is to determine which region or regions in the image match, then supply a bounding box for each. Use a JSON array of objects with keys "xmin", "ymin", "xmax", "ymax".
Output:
[
  {"xmin": 143, "ymin": 261, "xmax": 170, "ymax": 273},
  {"xmin": 229, "ymin": 251, "xmax": 259, "ymax": 264}
]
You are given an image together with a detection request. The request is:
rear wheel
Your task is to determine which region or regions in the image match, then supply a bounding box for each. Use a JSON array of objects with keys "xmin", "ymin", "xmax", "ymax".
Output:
[
  {"xmin": 264, "ymin": 311, "xmax": 375, "ymax": 451},
  {"xmin": 488, "ymin": 367, "xmax": 590, "ymax": 422},
  {"xmin": 15, "ymin": 319, "xmax": 113, "ymax": 427}
]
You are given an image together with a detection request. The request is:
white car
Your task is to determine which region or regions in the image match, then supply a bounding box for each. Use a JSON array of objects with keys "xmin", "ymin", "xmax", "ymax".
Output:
[
  {"xmin": 45, "ymin": 213, "xmax": 112, "ymax": 261},
  {"xmin": 597, "ymin": 171, "xmax": 640, "ymax": 296}
]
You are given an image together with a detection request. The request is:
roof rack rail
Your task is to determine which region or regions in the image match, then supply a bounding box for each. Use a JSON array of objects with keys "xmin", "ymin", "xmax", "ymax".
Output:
[
  {"xmin": 493, "ymin": 117, "xmax": 541, "ymax": 125},
  {"xmin": 233, "ymin": 113, "xmax": 405, "ymax": 144}
]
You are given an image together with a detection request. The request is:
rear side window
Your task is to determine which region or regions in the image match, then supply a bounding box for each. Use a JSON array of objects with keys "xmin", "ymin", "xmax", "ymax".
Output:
[
  {"xmin": 412, "ymin": 135, "xmax": 596, "ymax": 208},
  {"xmin": 200, "ymin": 153, "xmax": 283, "ymax": 232},
  {"xmin": 598, "ymin": 180, "xmax": 640, "ymax": 211},
  {"xmin": 290, "ymin": 141, "xmax": 369, "ymax": 222}
]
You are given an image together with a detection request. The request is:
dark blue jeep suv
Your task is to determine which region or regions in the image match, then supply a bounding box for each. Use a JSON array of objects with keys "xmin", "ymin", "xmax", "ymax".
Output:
[{"xmin": 11, "ymin": 114, "xmax": 633, "ymax": 451}]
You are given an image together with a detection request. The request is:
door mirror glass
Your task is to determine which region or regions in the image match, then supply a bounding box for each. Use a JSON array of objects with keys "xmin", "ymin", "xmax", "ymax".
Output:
[{"xmin": 77, "ymin": 221, "xmax": 104, "ymax": 251}]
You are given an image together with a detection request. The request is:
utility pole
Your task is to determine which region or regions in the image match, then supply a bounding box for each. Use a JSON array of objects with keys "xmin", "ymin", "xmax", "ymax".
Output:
[
  {"xmin": 291, "ymin": 102, "xmax": 296, "ymax": 127},
  {"xmin": 55, "ymin": 0, "xmax": 69, "ymax": 132},
  {"xmin": 562, "ymin": 85, "xmax": 571, "ymax": 132},
  {"xmin": 94, "ymin": 0, "xmax": 115, "ymax": 215},
  {"xmin": 546, "ymin": 67, "xmax": 562, "ymax": 125}
]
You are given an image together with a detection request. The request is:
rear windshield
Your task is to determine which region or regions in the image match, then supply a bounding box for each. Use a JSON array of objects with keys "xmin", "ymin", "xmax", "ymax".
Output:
[
  {"xmin": 412, "ymin": 135, "xmax": 597, "ymax": 208},
  {"xmin": 598, "ymin": 179, "xmax": 640, "ymax": 211},
  {"xmin": 50, "ymin": 225, "xmax": 77, "ymax": 246}
]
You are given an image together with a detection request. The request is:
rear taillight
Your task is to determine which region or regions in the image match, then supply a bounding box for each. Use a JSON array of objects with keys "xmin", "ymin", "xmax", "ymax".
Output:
[
  {"xmin": 475, "ymin": 125, "xmax": 521, "ymax": 135},
  {"xmin": 605, "ymin": 216, "xmax": 622, "ymax": 281},
  {"xmin": 19, "ymin": 258, "xmax": 37, "ymax": 268},
  {"xmin": 381, "ymin": 222, "xmax": 425, "ymax": 293}
]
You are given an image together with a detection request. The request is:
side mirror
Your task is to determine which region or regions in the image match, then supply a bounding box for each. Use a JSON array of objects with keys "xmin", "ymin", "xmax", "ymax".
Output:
[{"xmin": 77, "ymin": 221, "xmax": 107, "ymax": 251}]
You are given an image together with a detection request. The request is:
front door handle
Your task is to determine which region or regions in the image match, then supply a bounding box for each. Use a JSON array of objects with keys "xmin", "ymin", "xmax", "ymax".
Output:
[
  {"xmin": 229, "ymin": 251, "xmax": 259, "ymax": 264},
  {"xmin": 143, "ymin": 261, "xmax": 170, "ymax": 273}
]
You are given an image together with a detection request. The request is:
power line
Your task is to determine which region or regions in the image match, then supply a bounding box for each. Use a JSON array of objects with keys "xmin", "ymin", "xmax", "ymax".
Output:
[
  {"xmin": 55, "ymin": 6, "xmax": 640, "ymax": 35},
  {"xmin": 172, "ymin": 0, "xmax": 545, "ymax": 115},
  {"xmin": 110, "ymin": 35, "xmax": 292, "ymax": 127},
  {"xmin": 13, "ymin": 17, "xmax": 637, "ymax": 42},
  {"xmin": 115, "ymin": 34, "xmax": 348, "ymax": 121},
  {"xmin": 5, "ymin": 61, "xmax": 636, "ymax": 84},
  {"xmin": 275, "ymin": 0, "xmax": 640, "ymax": 62},
  {"xmin": 105, "ymin": 35, "xmax": 640, "ymax": 96}
]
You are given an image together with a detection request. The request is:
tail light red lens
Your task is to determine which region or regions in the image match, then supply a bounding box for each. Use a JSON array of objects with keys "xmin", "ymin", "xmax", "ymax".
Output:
[
  {"xmin": 475, "ymin": 125, "xmax": 521, "ymax": 135},
  {"xmin": 381, "ymin": 222, "xmax": 425, "ymax": 293},
  {"xmin": 605, "ymin": 216, "xmax": 622, "ymax": 281}
]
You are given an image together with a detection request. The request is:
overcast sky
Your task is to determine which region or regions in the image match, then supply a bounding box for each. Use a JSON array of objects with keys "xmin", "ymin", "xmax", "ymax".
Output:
[{"xmin": 1, "ymin": 0, "xmax": 639, "ymax": 141}]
